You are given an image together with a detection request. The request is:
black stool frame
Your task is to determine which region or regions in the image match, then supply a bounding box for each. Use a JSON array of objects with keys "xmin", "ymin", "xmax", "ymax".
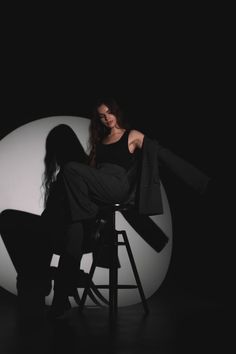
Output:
[{"xmin": 78, "ymin": 204, "xmax": 149, "ymax": 317}]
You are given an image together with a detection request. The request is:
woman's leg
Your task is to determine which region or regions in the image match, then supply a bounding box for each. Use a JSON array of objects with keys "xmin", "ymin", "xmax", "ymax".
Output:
[
  {"xmin": 48, "ymin": 221, "xmax": 89, "ymax": 318},
  {"xmin": 47, "ymin": 162, "xmax": 130, "ymax": 317},
  {"xmin": 59, "ymin": 162, "xmax": 130, "ymax": 222}
]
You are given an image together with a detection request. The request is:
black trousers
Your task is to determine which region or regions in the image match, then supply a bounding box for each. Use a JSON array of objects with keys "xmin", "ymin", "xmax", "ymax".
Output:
[
  {"xmin": 0, "ymin": 162, "xmax": 130, "ymax": 291},
  {"xmin": 58, "ymin": 162, "xmax": 131, "ymax": 222}
]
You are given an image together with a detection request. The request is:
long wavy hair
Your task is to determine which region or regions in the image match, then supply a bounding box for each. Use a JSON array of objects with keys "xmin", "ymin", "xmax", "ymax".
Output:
[
  {"xmin": 42, "ymin": 124, "xmax": 88, "ymax": 206},
  {"xmin": 88, "ymin": 97, "xmax": 130, "ymax": 166}
]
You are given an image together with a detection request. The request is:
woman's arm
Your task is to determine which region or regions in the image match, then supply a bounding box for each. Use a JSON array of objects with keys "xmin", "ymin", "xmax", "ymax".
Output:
[{"xmin": 128, "ymin": 130, "xmax": 145, "ymax": 153}]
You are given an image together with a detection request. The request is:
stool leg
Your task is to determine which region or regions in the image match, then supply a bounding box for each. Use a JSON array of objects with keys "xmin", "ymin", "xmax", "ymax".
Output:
[
  {"xmin": 120, "ymin": 231, "xmax": 149, "ymax": 314},
  {"xmin": 109, "ymin": 229, "xmax": 118, "ymax": 317},
  {"xmin": 78, "ymin": 262, "xmax": 96, "ymax": 311},
  {"xmin": 78, "ymin": 238, "xmax": 104, "ymax": 312}
]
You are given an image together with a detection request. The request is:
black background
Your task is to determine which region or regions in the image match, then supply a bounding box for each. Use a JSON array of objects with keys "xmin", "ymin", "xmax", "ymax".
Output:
[{"xmin": 1, "ymin": 5, "xmax": 230, "ymax": 302}]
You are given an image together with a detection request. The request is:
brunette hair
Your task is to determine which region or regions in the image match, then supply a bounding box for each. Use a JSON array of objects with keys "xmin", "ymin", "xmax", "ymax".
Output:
[{"xmin": 88, "ymin": 97, "xmax": 129, "ymax": 165}]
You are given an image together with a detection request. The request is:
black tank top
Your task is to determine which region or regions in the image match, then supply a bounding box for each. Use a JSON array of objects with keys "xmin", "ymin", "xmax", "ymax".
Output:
[{"xmin": 95, "ymin": 130, "xmax": 137, "ymax": 171}]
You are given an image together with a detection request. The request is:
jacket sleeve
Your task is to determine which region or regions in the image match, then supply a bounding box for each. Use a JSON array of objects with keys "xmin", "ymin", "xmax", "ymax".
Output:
[
  {"xmin": 137, "ymin": 137, "xmax": 164, "ymax": 215},
  {"xmin": 155, "ymin": 140, "xmax": 211, "ymax": 195}
]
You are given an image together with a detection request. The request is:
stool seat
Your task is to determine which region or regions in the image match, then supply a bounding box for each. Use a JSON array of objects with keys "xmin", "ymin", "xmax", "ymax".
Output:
[{"xmin": 96, "ymin": 202, "xmax": 134, "ymax": 217}]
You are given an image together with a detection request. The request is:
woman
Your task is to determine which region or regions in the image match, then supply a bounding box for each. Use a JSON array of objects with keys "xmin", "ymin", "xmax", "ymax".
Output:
[{"xmin": 45, "ymin": 99, "xmax": 146, "ymax": 317}]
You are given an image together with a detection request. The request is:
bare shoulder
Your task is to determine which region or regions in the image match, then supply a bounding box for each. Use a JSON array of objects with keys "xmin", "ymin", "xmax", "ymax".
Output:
[{"xmin": 128, "ymin": 129, "xmax": 145, "ymax": 151}]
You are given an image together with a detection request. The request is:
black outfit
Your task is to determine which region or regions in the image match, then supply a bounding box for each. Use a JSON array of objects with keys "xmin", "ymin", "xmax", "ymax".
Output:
[
  {"xmin": 96, "ymin": 130, "xmax": 138, "ymax": 171},
  {"xmin": 56, "ymin": 129, "xmax": 138, "ymax": 225}
]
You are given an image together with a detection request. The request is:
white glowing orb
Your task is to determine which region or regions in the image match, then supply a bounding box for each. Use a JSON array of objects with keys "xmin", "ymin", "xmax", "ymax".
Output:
[{"xmin": 0, "ymin": 116, "xmax": 173, "ymax": 307}]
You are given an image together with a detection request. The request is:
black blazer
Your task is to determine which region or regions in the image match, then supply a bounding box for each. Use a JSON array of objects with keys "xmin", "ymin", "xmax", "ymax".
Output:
[{"xmin": 136, "ymin": 136, "xmax": 211, "ymax": 215}]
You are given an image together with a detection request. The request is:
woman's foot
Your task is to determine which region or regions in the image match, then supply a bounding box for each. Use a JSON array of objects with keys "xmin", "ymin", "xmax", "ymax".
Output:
[
  {"xmin": 47, "ymin": 267, "xmax": 73, "ymax": 320},
  {"xmin": 47, "ymin": 296, "xmax": 71, "ymax": 320}
]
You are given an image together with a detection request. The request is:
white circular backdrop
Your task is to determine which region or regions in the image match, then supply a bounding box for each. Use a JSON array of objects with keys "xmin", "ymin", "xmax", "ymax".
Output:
[{"xmin": 0, "ymin": 116, "xmax": 173, "ymax": 307}]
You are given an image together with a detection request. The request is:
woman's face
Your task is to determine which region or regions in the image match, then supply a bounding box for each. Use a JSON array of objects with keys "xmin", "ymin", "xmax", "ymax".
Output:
[{"xmin": 97, "ymin": 104, "xmax": 118, "ymax": 129}]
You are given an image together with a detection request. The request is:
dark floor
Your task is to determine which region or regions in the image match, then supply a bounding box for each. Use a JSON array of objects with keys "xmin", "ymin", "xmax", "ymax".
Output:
[{"xmin": 0, "ymin": 279, "xmax": 231, "ymax": 354}]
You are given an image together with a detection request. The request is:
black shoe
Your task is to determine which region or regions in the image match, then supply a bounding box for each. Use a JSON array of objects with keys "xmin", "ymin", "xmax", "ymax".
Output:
[
  {"xmin": 47, "ymin": 297, "xmax": 71, "ymax": 320},
  {"xmin": 68, "ymin": 269, "xmax": 90, "ymax": 294},
  {"xmin": 48, "ymin": 270, "xmax": 72, "ymax": 320}
]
